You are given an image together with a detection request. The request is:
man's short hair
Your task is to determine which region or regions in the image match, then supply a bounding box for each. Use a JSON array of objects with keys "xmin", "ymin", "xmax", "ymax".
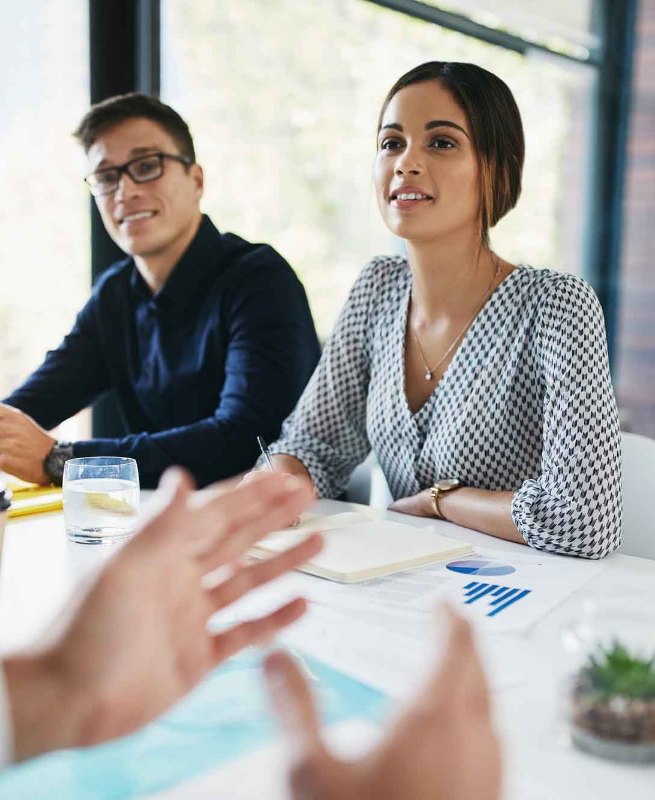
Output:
[{"xmin": 73, "ymin": 93, "xmax": 196, "ymax": 162}]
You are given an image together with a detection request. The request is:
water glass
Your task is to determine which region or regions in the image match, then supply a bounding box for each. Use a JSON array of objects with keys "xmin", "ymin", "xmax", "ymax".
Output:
[{"xmin": 63, "ymin": 457, "xmax": 139, "ymax": 544}]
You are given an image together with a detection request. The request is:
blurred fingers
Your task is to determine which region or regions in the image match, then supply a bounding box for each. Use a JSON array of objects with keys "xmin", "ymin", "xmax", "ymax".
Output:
[
  {"xmin": 194, "ymin": 473, "xmax": 315, "ymax": 569},
  {"xmin": 131, "ymin": 466, "xmax": 196, "ymax": 544},
  {"xmin": 211, "ymin": 598, "xmax": 308, "ymax": 663},
  {"xmin": 188, "ymin": 471, "xmax": 251, "ymax": 504},
  {"xmin": 238, "ymin": 469, "xmax": 272, "ymax": 487},
  {"xmin": 408, "ymin": 603, "xmax": 492, "ymax": 722},
  {"xmin": 207, "ymin": 533, "xmax": 323, "ymax": 610},
  {"xmin": 263, "ymin": 649, "xmax": 327, "ymax": 759},
  {"xmin": 441, "ymin": 605, "xmax": 493, "ymax": 719}
]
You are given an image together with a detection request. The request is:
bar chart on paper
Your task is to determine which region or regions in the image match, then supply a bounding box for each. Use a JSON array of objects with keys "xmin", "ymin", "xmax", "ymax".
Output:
[
  {"xmin": 432, "ymin": 546, "xmax": 608, "ymax": 631},
  {"xmin": 462, "ymin": 581, "xmax": 532, "ymax": 617}
]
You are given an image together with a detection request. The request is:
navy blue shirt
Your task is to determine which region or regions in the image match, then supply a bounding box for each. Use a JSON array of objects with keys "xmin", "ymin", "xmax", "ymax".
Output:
[{"xmin": 4, "ymin": 215, "xmax": 321, "ymax": 487}]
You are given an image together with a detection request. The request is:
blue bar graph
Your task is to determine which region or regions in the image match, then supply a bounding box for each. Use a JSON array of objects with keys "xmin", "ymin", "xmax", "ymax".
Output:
[
  {"xmin": 462, "ymin": 581, "xmax": 531, "ymax": 617},
  {"xmin": 490, "ymin": 587, "xmax": 519, "ymax": 605},
  {"xmin": 488, "ymin": 589, "xmax": 531, "ymax": 616},
  {"xmin": 463, "ymin": 583, "xmax": 499, "ymax": 603}
]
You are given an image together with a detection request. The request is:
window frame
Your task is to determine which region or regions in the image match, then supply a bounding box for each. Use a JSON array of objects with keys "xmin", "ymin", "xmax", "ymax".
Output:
[{"xmin": 88, "ymin": 0, "xmax": 161, "ymax": 437}]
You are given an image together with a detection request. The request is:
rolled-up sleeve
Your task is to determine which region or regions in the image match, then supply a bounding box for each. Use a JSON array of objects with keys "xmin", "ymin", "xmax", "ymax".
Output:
[
  {"xmin": 265, "ymin": 262, "xmax": 376, "ymax": 497},
  {"xmin": 511, "ymin": 275, "xmax": 622, "ymax": 558}
]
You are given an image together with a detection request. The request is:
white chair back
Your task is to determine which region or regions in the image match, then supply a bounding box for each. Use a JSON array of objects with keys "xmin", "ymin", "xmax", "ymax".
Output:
[
  {"xmin": 345, "ymin": 452, "xmax": 392, "ymax": 507},
  {"xmin": 620, "ymin": 431, "xmax": 655, "ymax": 560}
]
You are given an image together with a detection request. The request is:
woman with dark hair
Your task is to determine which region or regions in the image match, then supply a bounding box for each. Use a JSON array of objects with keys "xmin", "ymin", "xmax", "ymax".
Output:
[{"xmin": 258, "ymin": 62, "xmax": 622, "ymax": 559}]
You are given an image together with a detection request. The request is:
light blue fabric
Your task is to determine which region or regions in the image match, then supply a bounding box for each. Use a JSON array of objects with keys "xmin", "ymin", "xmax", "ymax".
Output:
[{"xmin": 0, "ymin": 648, "xmax": 388, "ymax": 798}]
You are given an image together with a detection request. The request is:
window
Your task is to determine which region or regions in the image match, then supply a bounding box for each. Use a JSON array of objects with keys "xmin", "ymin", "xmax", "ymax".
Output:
[
  {"xmin": 0, "ymin": 0, "xmax": 90, "ymax": 439},
  {"xmin": 422, "ymin": 0, "xmax": 601, "ymax": 60},
  {"xmin": 615, "ymin": 0, "xmax": 655, "ymax": 437},
  {"xmin": 162, "ymin": 0, "xmax": 597, "ymax": 338}
]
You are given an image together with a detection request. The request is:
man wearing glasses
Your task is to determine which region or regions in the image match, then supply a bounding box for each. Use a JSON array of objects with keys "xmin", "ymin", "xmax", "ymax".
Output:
[{"xmin": 0, "ymin": 94, "xmax": 321, "ymax": 487}]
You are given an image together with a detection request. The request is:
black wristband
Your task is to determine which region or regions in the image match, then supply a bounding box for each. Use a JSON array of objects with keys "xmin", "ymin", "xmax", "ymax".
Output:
[{"xmin": 43, "ymin": 442, "xmax": 74, "ymax": 486}]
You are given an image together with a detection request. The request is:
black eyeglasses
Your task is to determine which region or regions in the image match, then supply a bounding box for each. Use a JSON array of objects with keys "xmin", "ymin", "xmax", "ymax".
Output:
[{"xmin": 85, "ymin": 152, "xmax": 193, "ymax": 196}]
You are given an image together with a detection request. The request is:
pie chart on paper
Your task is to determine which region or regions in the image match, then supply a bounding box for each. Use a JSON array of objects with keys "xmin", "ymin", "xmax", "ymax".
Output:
[{"xmin": 446, "ymin": 558, "xmax": 516, "ymax": 577}]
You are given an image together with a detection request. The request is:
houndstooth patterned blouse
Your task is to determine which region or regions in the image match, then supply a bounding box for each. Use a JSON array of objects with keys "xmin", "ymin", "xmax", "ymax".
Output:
[{"xmin": 267, "ymin": 257, "xmax": 623, "ymax": 559}]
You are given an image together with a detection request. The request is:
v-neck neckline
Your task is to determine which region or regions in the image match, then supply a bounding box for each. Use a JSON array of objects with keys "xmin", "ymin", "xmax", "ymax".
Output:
[{"xmin": 398, "ymin": 265, "xmax": 525, "ymax": 422}]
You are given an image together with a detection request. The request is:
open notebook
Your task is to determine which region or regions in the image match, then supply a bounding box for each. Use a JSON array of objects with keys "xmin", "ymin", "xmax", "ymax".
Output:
[{"xmin": 249, "ymin": 511, "xmax": 473, "ymax": 583}]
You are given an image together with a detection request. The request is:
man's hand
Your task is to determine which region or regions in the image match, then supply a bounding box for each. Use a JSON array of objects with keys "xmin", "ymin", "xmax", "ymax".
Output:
[
  {"xmin": 264, "ymin": 605, "xmax": 502, "ymax": 800},
  {"xmin": 388, "ymin": 488, "xmax": 434, "ymax": 518},
  {"xmin": 0, "ymin": 403, "xmax": 55, "ymax": 484},
  {"xmin": 4, "ymin": 467, "xmax": 322, "ymax": 761}
]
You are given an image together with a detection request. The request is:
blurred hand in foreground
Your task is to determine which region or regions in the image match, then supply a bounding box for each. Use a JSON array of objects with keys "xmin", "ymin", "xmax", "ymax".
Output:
[
  {"xmin": 5, "ymin": 467, "xmax": 321, "ymax": 761},
  {"xmin": 264, "ymin": 604, "xmax": 502, "ymax": 800}
]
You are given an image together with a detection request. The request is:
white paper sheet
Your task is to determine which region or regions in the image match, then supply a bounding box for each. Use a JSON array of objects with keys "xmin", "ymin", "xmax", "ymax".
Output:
[
  {"xmin": 430, "ymin": 546, "xmax": 609, "ymax": 632},
  {"xmin": 212, "ymin": 586, "xmax": 521, "ymax": 700},
  {"xmin": 248, "ymin": 544, "xmax": 609, "ymax": 634},
  {"xmin": 281, "ymin": 602, "xmax": 521, "ymax": 698}
]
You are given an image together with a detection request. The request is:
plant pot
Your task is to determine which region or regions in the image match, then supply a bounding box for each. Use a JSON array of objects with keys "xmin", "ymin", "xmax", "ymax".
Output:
[
  {"xmin": 568, "ymin": 673, "xmax": 655, "ymax": 763},
  {"xmin": 561, "ymin": 596, "xmax": 655, "ymax": 763}
]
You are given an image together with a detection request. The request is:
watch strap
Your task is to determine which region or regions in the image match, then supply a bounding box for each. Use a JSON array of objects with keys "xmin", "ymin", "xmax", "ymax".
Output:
[
  {"xmin": 430, "ymin": 486, "xmax": 445, "ymax": 520},
  {"xmin": 43, "ymin": 441, "xmax": 74, "ymax": 486}
]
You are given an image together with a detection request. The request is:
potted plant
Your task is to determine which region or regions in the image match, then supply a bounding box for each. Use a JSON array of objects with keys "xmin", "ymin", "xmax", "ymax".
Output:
[{"xmin": 567, "ymin": 640, "xmax": 655, "ymax": 763}]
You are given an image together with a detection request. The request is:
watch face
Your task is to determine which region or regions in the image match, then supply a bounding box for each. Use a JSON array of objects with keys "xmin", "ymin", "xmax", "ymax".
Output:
[
  {"xmin": 44, "ymin": 443, "xmax": 74, "ymax": 485},
  {"xmin": 437, "ymin": 478, "xmax": 460, "ymax": 491}
]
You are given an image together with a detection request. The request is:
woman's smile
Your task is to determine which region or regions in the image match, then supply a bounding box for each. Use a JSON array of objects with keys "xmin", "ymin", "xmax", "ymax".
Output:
[{"xmin": 389, "ymin": 184, "xmax": 435, "ymax": 211}]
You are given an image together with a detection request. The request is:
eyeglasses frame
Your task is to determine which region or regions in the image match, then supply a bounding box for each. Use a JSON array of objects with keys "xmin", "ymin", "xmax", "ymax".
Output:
[{"xmin": 84, "ymin": 152, "xmax": 194, "ymax": 196}]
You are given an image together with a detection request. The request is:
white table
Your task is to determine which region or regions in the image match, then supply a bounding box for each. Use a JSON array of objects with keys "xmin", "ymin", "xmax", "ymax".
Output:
[{"xmin": 0, "ymin": 498, "xmax": 654, "ymax": 799}]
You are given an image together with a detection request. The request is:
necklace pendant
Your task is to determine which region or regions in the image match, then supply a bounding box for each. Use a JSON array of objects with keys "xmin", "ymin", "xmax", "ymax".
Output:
[{"xmin": 425, "ymin": 370, "xmax": 433, "ymax": 381}]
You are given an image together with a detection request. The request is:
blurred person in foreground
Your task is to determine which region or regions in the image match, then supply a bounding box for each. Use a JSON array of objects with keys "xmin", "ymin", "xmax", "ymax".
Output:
[
  {"xmin": 0, "ymin": 469, "xmax": 501, "ymax": 800},
  {"xmin": 0, "ymin": 93, "xmax": 320, "ymax": 489}
]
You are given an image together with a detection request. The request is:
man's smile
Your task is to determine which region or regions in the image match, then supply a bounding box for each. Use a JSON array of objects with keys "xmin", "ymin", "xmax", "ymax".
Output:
[{"xmin": 117, "ymin": 210, "xmax": 158, "ymax": 226}]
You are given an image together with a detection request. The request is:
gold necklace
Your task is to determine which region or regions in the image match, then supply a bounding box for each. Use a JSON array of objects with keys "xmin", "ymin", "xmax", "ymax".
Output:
[{"xmin": 411, "ymin": 255, "xmax": 501, "ymax": 382}]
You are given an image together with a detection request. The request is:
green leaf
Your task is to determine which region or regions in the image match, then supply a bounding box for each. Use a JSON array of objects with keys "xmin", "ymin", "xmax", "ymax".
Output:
[{"xmin": 583, "ymin": 640, "xmax": 655, "ymax": 700}]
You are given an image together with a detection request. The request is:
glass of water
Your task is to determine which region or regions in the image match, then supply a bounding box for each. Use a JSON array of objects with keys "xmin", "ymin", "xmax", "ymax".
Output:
[{"xmin": 63, "ymin": 457, "xmax": 139, "ymax": 544}]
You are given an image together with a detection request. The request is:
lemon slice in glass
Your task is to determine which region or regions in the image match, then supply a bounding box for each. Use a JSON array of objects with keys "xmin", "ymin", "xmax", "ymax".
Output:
[{"xmin": 86, "ymin": 492, "xmax": 136, "ymax": 515}]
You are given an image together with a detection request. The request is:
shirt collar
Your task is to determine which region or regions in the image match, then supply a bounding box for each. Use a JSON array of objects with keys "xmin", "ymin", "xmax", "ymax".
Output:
[{"xmin": 128, "ymin": 215, "xmax": 223, "ymax": 306}]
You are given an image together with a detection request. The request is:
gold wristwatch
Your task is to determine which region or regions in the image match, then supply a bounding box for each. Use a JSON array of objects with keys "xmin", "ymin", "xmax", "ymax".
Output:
[{"xmin": 430, "ymin": 479, "xmax": 461, "ymax": 520}]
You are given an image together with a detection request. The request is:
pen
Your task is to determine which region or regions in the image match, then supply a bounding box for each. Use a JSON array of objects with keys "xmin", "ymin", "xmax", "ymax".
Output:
[
  {"xmin": 257, "ymin": 436, "xmax": 275, "ymax": 472},
  {"xmin": 257, "ymin": 435, "xmax": 299, "ymax": 528}
]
